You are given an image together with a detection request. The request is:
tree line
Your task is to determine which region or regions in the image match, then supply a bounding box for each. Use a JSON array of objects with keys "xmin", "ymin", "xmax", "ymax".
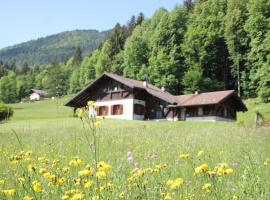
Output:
[{"xmin": 0, "ymin": 0, "xmax": 269, "ymax": 104}]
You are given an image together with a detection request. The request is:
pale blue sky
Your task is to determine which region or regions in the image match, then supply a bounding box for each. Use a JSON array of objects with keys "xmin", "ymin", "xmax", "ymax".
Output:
[{"xmin": 0, "ymin": 0, "xmax": 183, "ymax": 48}]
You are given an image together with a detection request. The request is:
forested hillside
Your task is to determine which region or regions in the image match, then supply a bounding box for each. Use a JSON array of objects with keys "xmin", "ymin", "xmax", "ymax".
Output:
[
  {"xmin": 0, "ymin": 30, "xmax": 109, "ymax": 65},
  {"xmin": 0, "ymin": 0, "xmax": 269, "ymax": 104}
]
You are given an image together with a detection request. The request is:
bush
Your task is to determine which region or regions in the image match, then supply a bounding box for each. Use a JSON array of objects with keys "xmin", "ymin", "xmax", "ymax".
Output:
[{"xmin": 0, "ymin": 103, "xmax": 13, "ymax": 122}]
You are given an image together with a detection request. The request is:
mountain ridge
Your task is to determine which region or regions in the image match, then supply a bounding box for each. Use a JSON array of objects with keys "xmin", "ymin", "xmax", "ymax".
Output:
[{"xmin": 0, "ymin": 29, "xmax": 110, "ymax": 65}]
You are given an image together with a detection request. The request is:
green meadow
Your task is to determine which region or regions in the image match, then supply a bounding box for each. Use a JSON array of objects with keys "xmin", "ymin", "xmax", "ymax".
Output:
[{"xmin": 0, "ymin": 97, "xmax": 270, "ymax": 200}]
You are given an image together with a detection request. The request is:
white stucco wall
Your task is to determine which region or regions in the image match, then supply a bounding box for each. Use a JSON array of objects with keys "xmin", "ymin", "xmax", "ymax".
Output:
[
  {"xmin": 93, "ymin": 99, "xmax": 145, "ymax": 120},
  {"xmin": 30, "ymin": 93, "xmax": 40, "ymax": 100}
]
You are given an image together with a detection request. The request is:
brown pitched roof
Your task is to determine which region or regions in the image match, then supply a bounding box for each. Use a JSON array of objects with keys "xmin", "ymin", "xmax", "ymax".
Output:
[
  {"xmin": 104, "ymin": 72, "xmax": 176, "ymax": 104},
  {"xmin": 175, "ymin": 90, "xmax": 247, "ymax": 111},
  {"xmin": 65, "ymin": 72, "xmax": 247, "ymax": 111},
  {"xmin": 65, "ymin": 72, "xmax": 177, "ymax": 107}
]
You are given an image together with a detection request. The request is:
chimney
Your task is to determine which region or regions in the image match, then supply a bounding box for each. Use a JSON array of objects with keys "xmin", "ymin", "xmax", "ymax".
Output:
[
  {"xmin": 195, "ymin": 91, "xmax": 199, "ymax": 95},
  {"xmin": 161, "ymin": 86, "xmax": 165, "ymax": 92},
  {"xmin": 143, "ymin": 81, "xmax": 148, "ymax": 88}
]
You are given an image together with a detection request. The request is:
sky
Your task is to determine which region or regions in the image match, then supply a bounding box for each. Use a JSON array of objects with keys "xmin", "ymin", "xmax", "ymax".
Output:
[{"xmin": 0, "ymin": 0, "xmax": 183, "ymax": 49}]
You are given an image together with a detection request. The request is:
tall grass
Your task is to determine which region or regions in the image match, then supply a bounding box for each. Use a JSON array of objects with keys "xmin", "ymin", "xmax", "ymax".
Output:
[{"xmin": 0, "ymin": 98, "xmax": 269, "ymax": 199}]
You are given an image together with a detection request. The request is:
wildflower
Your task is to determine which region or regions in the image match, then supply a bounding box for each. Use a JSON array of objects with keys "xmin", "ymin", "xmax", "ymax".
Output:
[
  {"xmin": 92, "ymin": 195, "xmax": 99, "ymax": 200},
  {"xmin": 153, "ymin": 163, "xmax": 167, "ymax": 173},
  {"xmin": 179, "ymin": 153, "xmax": 190, "ymax": 159},
  {"xmin": 230, "ymin": 162, "xmax": 238, "ymax": 167},
  {"xmin": 39, "ymin": 167, "xmax": 47, "ymax": 174},
  {"xmin": 195, "ymin": 163, "xmax": 208, "ymax": 174},
  {"xmin": 69, "ymin": 157, "xmax": 82, "ymax": 167},
  {"xmin": 164, "ymin": 193, "xmax": 172, "ymax": 200},
  {"xmin": 119, "ymin": 192, "xmax": 125, "ymax": 199},
  {"xmin": 232, "ymin": 195, "xmax": 238, "ymax": 200},
  {"xmin": 264, "ymin": 158, "xmax": 270, "ymax": 165},
  {"xmin": 202, "ymin": 183, "xmax": 211, "ymax": 193},
  {"xmin": 94, "ymin": 120, "xmax": 102, "ymax": 126},
  {"xmin": 23, "ymin": 196, "xmax": 33, "ymax": 200},
  {"xmin": 78, "ymin": 169, "xmax": 91, "ymax": 177},
  {"xmin": 127, "ymin": 151, "xmax": 133, "ymax": 163},
  {"xmin": 18, "ymin": 177, "xmax": 25, "ymax": 187},
  {"xmin": 77, "ymin": 108, "xmax": 85, "ymax": 118},
  {"xmin": 57, "ymin": 177, "xmax": 66, "ymax": 186},
  {"xmin": 62, "ymin": 167, "xmax": 70, "ymax": 173},
  {"xmin": 166, "ymin": 178, "xmax": 184, "ymax": 190},
  {"xmin": 71, "ymin": 192, "xmax": 85, "ymax": 200},
  {"xmin": 96, "ymin": 170, "xmax": 106, "ymax": 179},
  {"xmin": 197, "ymin": 150, "xmax": 204, "ymax": 156},
  {"xmin": 32, "ymin": 181, "xmax": 42, "ymax": 192},
  {"xmin": 88, "ymin": 100, "xmax": 94, "ymax": 106},
  {"xmin": 37, "ymin": 156, "xmax": 48, "ymax": 163},
  {"xmin": 62, "ymin": 195, "xmax": 69, "ymax": 200},
  {"xmin": 98, "ymin": 161, "xmax": 112, "ymax": 172},
  {"xmin": 225, "ymin": 168, "xmax": 234, "ymax": 174},
  {"xmin": 0, "ymin": 179, "xmax": 5, "ymax": 185},
  {"xmin": 213, "ymin": 163, "xmax": 233, "ymax": 176},
  {"xmin": 52, "ymin": 159, "xmax": 60, "ymax": 166},
  {"xmin": 84, "ymin": 180, "xmax": 93, "ymax": 188},
  {"xmin": 1, "ymin": 189, "xmax": 16, "ymax": 196},
  {"xmin": 25, "ymin": 150, "xmax": 32, "ymax": 156},
  {"xmin": 27, "ymin": 164, "xmax": 36, "ymax": 172}
]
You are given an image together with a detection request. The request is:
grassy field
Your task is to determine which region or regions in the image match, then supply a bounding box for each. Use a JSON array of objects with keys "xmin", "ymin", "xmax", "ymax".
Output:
[{"xmin": 0, "ymin": 97, "xmax": 270, "ymax": 200}]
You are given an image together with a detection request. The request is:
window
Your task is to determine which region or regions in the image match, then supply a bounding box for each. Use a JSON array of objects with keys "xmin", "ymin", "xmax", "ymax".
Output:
[
  {"xmin": 134, "ymin": 104, "xmax": 145, "ymax": 115},
  {"xmin": 111, "ymin": 104, "xmax": 123, "ymax": 115},
  {"xmin": 97, "ymin": 106, "xmax": 108, "ymax": 116},
  {"xmin": 198, "ymin": 107, "xmax": 203, "ymax": 116}
]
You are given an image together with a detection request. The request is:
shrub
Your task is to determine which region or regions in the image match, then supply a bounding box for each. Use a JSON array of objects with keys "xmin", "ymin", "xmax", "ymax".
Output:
[{"xmin": 0, "ymin": 103, "xmax": 13, "ymax": 122}]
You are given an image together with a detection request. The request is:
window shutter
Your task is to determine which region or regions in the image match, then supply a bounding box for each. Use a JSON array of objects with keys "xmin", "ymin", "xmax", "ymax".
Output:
[
  {"xmin": 111, "ymin": 105, "xmax": 114, "ymax": 115},
  {"xmin": 105, "ymin": 106, "xmax": 109, "ymax": 115},
  {"xmin": 120, "ymin": 104, "xmax": 123, "ymax": 114}
]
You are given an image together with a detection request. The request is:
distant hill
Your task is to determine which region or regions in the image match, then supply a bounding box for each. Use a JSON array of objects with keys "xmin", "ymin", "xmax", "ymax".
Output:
[{"xmin": 0, "ymin": 29, "xmax": 110, "ymax": 65}]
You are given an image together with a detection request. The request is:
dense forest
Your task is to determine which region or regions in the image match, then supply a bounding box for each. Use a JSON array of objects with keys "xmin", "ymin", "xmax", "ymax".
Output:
[
  {"xmin": 0, "ymin": 30, "xmax": 109, "ymax": 65},
  {"xmin": 0, "ymin": 0, "xmax": 269, "ymax": 104}
]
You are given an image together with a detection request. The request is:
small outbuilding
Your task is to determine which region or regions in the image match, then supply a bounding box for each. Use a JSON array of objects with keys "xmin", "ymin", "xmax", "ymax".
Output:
[
  {"xmin": 65, "ymin": 72, "xmax": 247, "ymax": 121},
  {"xmin": 29, "ymin": 89, "xmax": 45, "ymax": 101}
]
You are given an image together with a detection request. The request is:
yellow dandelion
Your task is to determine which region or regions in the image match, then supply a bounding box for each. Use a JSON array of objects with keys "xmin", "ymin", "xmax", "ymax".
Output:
[
  {"xmin": 197, "ymin": 150, "xmax": 204, "ymax": 156},
  {"xmin": 84, "ymin": 180, "xmax": 93, "ymax": 188},
  {"xmin": 96, "ymin": 170, "xmax": 106, "ymax": 179},
  {"xmin": 77, "ymin": 108, "xmax": 85, "ymax": 118},
  {"xmin": 119, "ymin": 192, "xmax": 125, "ymax": 199},
  {"xmin": 87, "ymin": 100, "xmax": 94, "ymax": 106},
  {"xmin": 27, "ymin": 164, "xmax": 36, "ymax": 172},
  {"xmin": 179, "ymin": 153, "xmax": 190, "ymax": 159},
  {"xmin": 98, "ymin": 161, "xmax": 111, "ymax": 172},
  {"xmin": 94, "ymin": 120, "xmax": 102, "ymax": 126},
  {"xmin": 202, "ymin": 183, "xmax": 211, "ymax": 193},
  {"xmin": 166, "ymin": 178, "xmax": 184, "ymax": 190},
  {"xmin": 71, "ymin": 192, "xmax": 85, "ymax": 200},
  {"xmin": 0, "ymin": 179, "xmax": 5, "ymax": 185},
  {"xmin": 232, "ymin": 195, "xmax": 238, "ymax": 200},
  {"xmin": 1, "ymin": 189, "xmax": 16, "ymax": 196},
  {"xmin": 62, "ymin": 167, "xmax": 70, "ymax": 173},
  {"xmin": 23, "ymin": 196, "xmax": 33, "ymax": 200},
  {"xmin": 92, "ymin": 195, "xmax": 99, "ymax": 200},
  {"xmin": 264, "ymin": 158, "xmax": 270, "ymax": 165},
  {"xmin": 62, "ymin": 195, "xmax": 70, "ymax": 200},
  {"xmin": 57, "ymin": 177, "xmax": 66, "ymax": 186},
  {"xmin": 18, "ymin": 177, "xmax": 25, "ymax": 187},
  {"xmin": 195, "ymin": 163, "xmax": 208, "ymax": 174},
  {"xmin": 32, "ymin": 181, "xmax": 42, "ymax": 192},
  {"xmin": 78, "ymin": 169, "xmax": 91, "ymax": 177}
]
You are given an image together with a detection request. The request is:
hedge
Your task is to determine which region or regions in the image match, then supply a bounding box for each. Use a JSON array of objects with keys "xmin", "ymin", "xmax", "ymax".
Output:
[{"xmin": 0, "ymin": 103, "xmax": 13, "ymax": 122}]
